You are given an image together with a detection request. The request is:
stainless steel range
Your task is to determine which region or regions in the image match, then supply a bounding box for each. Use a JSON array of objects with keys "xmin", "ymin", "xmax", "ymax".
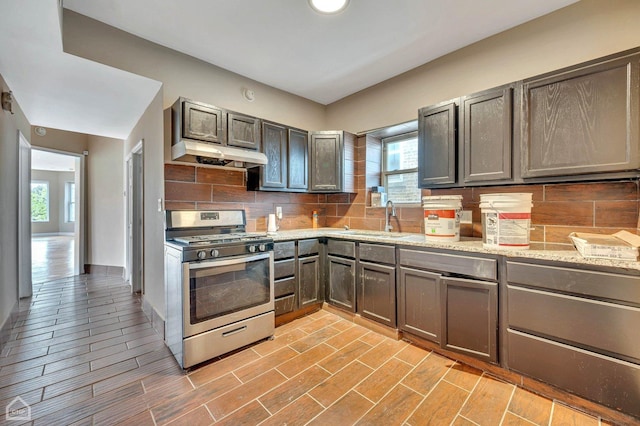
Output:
[{"xmin": 164, "ymin": 210, "xmax": 274, "ymax": 369}]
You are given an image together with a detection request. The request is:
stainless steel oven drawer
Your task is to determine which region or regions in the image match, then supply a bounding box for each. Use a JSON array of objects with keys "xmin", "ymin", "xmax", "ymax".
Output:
[{"xmin": 183, "ymin": 311, "xmax": 275, "ymax": 368}]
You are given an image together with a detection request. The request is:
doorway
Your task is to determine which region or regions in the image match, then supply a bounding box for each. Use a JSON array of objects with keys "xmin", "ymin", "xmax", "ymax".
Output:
[
  {"xmin": 29, "ymin": 148, "xmax": 85, "ymax": 285},
  {"xmin": 126, "ymin": 141, "xmax": 144, "ymax": 293}
]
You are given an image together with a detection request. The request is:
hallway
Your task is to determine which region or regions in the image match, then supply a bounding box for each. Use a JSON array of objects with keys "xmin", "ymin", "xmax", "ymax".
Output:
[{"xmin": 31, "ymin": 235, "xmax": 74, "ymax": 284}]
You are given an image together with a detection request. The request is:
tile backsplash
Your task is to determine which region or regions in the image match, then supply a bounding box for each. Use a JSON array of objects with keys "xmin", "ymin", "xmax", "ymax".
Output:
[{"xmin": 164, "ymin": 136, "xmax": 639, "ymax": 244}]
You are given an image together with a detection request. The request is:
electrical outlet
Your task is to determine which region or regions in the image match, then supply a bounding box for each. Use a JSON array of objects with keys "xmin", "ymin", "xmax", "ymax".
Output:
[{"xmin": 276, "ymin": 206, "xmax": 282, "ymax": 219}]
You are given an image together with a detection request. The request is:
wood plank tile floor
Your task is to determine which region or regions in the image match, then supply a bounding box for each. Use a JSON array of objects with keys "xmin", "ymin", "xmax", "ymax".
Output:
[
  {"xmin": 0, "ymin": 275, "xmax": 619, "ymax": 425},
  {"xmin": 31, "ymin": 236, "xmax": 75, "ymax": 284}
]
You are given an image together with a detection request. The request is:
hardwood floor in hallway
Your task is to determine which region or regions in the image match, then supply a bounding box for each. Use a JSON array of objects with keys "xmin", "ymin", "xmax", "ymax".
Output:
[
  {"xmin": 31, "ymin": 236, "xmax": 75, "ymax": 284},
  {"xmin": 0, "ymin": 275, "xmax": 624, "ymax": 425}
]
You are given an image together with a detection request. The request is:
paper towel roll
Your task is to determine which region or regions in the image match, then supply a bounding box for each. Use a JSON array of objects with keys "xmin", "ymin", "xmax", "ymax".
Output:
[{"xmin": 267, "ymin": 214, "xmax": 277, "ymax": 233}]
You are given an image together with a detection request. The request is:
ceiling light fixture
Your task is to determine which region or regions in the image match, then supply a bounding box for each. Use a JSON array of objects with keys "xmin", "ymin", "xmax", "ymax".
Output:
[{"xmin": 309, "ymin": 0, "xmax": 349, "ymax": 14}]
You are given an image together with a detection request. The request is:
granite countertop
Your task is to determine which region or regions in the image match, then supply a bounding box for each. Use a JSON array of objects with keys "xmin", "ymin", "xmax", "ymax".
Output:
[{"xmin": 268, "ymin": 228, "xmax": 640, "ymax": 272}]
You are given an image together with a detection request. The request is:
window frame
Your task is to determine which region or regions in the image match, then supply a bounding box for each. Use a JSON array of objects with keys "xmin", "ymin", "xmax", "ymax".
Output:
[
  {"xmin": 382, "ymin": 131, "xmax": 420, "ymax": 205},
  {"xmin": 30, "ymin": 180, "xmax": 50, "ymax": 223},
  {"xmin": 65, "ymin": 181, "xmax": 76, "ymax": 223}
]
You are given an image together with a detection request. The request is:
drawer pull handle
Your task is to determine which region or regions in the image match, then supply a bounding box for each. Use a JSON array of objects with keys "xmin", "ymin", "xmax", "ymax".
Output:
[{"xmin": 222, "ymin": 326, "xmax": 247, "ymax": 337}]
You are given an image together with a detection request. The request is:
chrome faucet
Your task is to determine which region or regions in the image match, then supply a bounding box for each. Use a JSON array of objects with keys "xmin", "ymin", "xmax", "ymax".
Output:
[{"xmin": 384, "ymin": 200, "xmax": 396, "ymax": 232}]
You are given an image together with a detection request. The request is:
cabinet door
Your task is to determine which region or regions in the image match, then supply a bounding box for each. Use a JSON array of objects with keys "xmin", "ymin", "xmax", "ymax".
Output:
[
  {"xmin": 309, "ymin": 131, "xmax": 343, "ymax": 192},
  {"xmin": 463, "ymin": 86, "xmax": 513, "ymax": 183},
  {"xmin": 521, "ymin": 53, "xmax": 640, "ymax": 178},
  {"xmin": 228, "ymin": 113, "xmax": 261, "ymax": 150},
  {"xmin": 298, "ymin": 255, "xmax": 320, "ymax": 309},
  {"xmin": 327, "ymin": 255, "xmax": 356, "ymax": 312},
  {"xmin": 418, "ymin": 101, "xmax": 457, "ymax": 187},
  {"xmin": 359, "ymin": 261, "xmax": 396, "ymax": 328},
  {"xmin": 261, "ymin": 122, "xmax": 287, "ymax": 189},
  {"xmin": 441, "ymin": 277, "xmax": 497, "ymax": 363},
  {"xmin": 397, "ymin": 267, "xmax": 441, "ymax": 343},
  {"xmin": 182, "ymin": 100, "xmax": 225, "ymax": 144},
  {"xmin": 288, "ymin": 129, "xmax": 308, "ymax": 191}
]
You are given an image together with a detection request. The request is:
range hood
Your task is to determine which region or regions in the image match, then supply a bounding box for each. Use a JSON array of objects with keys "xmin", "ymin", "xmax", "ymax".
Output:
[{"xmin": 172, "ymin": 140, "xmax": 267, "ymax": 168}]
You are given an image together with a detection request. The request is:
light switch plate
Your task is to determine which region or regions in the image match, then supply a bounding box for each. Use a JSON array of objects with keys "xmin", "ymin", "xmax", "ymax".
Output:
[
  {"xmin": 461, "ymin": 210, "xmax": 472, "ymax": 224},
  {"xmin": 276, "ymin": 206, "xmax": 282, "ymax": 219}
]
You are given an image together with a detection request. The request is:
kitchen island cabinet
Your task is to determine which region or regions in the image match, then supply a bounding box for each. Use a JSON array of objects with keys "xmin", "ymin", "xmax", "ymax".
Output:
[{"xmin": 505, "ymin": 260, "xmax": 640, "ymax": 418}]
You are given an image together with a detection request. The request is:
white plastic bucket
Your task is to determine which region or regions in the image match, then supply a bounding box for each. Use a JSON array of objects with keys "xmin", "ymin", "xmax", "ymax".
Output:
[
  {"xmin": 479, "ymin": 193, "xmax": 533, "ymax": 250},
  {"xmin": 422, "ymin": 195, "xmax": 463, "ymax": 242}
]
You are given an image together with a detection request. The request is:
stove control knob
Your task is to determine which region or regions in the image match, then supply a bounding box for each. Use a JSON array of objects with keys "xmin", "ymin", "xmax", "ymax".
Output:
[
  {"xmin": 196, "ymin": 250, "xmax": 207, "ymax": 260},
  {"xmin": 210, "ymin": 249, "xmax": 219, "ymax": 258},
  {"xmin": 259, "ymin": 244, "xmax": 267, "ymax": 252},
  {"xmin": 249, "ymin": 245, "xmax": 257, "ymax": 253}
]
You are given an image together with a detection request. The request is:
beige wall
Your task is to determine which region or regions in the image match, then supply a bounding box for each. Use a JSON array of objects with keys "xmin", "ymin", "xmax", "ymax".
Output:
[
  {"xmin": 30, "ymin": 127, "xmax": 88, "ymax": 154},
  {"xmin": 0, "ymin": 74, "xmax": 31, "ymax": 332},
  {"xmin": 31, "ymin": 169, "xmax": 75, "ymax": 235},
  {"xmin": 62, "ymin": 10, "xmax": 327, "ymax": 133},
  {"xmin": 326, "ymin": 0, "xmax": 640, "ymax": 133},
  {"xmin": 86, "ymin": 135, "xmax": 125, "ymax": 267},
  {"xmin": 124, "ymin": 89, "xmax": 165, "ymax": 320}
]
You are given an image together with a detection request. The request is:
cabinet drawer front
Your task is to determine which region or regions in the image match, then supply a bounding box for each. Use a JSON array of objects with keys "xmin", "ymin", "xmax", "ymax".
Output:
[
  {"xmin": 273, "ymin": 241, "xmax": 295, "ymax": 260},
  {"xmin": 274, "ymin": 277, "xmax": 296, "ymax": 298},
  {"xmin": 507, "ymin": 261, "xmax": 640, "ymax": 305},
  {"xmin": 328, "ymin": 239, "xmax": 356, "ymax": 258},
  {"xmin": 508, "ymin": 329, "xmax": 640, "ymax": 418},
  {"xmin": 399, "ymin": 248, "xmax": 497, "ymax": 281},
  {"xmin": 508, "ymin": 285, "xmax": 640, "ymax": 363},
  {"xmin": 275, "ymin": 294, "xmax": 295, "ymax": 316},
  {"xmin": 359, "ymin": 243, "xmax": 395, "ymax": 264},
  {"xmin": 298, "ymin": 239, "xmax": 320, "ymax": 257},
  {"xmin": 274, "ymin": 259, "xmax": 295, "ymax": 279}
]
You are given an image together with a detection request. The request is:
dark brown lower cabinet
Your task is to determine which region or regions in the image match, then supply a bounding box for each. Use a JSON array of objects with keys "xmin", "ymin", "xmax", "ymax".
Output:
[
  {"xmin": 273, "ymin": 241, "xmax": 296, "ymax": 316},
  {"xmin": 397, "ymin": 267, "xmax": 441, "ymax": 343},
  {"xmin": 506, "ymin": 260, "xmax": 640, "ymax": 417},
  {"xmin": 441, "ymin": 277, "xmax": 497, "ymax": 363},
  {"xmin": 358, "ymin": 261, "xmax": 396, "ymax": 328},
  {"xmin": 327, "ymin": 255, "xmax": 356, "ymax": 312},
  {"xmin": 298, "ymin": 239, "xmax": 321, "ymax": 310}
]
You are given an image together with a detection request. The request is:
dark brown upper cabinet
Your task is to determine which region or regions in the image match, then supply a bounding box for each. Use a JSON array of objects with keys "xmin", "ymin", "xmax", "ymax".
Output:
[
  {"xmin": 180, "ymin": 99, "xmax": 225, "ymax": 144},
  {"xmin": 462, "ymin": 85, "xmax": 514, "ymax": 183},
  {"xmin": 227, "ymin": 112, "xmax": 261, "ymax": 150},
  {"xmin": 520, "ymin": 50, "xmax": 640, "ymax": 178},
  {"xmin": 309, "ymin": 131, "xmax": 356, "ymax": 193},
  {"xmin": 260, "ymin": 122, "xmax": 288, "ymax": 189},
  {"xmin": 288, "ymin": 129, "xmax": 308, "ymax": 191},
  {"xmin": 418, "ymin": 100, "xmax": 457, "ymax": 187},
  {"xmin": 247, "ymin": 123, "xmax": 309, "ymax": 192}
]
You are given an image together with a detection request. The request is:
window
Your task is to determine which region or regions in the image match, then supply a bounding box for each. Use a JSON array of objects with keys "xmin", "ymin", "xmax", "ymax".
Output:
[
  {"xmin": 65, "ymin": 181, "xmax": 76, "ymax": 223},
  {"xmin": 31, "ymin": 181, "xmax": 49, "ymax": 222},
  {"xmin": 382, "ymin": 132, "xmax": 420, "ymax": 204}
]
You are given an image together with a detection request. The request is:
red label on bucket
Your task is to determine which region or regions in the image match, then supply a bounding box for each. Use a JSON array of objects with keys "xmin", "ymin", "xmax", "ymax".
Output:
[
  {"xmin": 424, "ymin": 209, "xmax": 456, "ymax": 219},
  {"xmin": 498, "ymin": 212, "xmax": 531, "ymax": 220}
]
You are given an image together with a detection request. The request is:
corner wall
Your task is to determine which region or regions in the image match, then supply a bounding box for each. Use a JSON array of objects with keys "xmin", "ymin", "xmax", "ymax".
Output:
[
  {"xmin": 124, "ymin": 88, "xmax": 165, "ymax": 333},
  {"xmin": 0, "ymin": 74, "xmax": 31, "ymax": 347}
]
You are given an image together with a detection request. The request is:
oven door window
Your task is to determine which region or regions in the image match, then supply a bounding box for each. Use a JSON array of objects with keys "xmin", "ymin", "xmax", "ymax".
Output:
[{"xmin": 189, "ymin": 255, "xmax": 270, "ymax": 324}]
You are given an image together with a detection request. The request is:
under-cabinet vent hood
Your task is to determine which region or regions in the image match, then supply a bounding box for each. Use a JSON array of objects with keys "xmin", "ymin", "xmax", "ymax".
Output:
[{"xmin": 172, "ymin": 140, "xmax": 267, "ymax": 168}]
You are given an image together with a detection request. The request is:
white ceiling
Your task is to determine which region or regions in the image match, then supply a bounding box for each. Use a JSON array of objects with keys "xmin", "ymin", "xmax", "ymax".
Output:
[
  {"xmin": 64, "ymin": 0, "xmax": 578, "ymax": 105},
  {"xmin": 0, "ymin": 0, "xmax": 577, "ymax": 140},
  {"xmin": 32, "ymin": 149, "xmax": 77, "ymax": 172},
  {"xmin": 0, "ymin": 0, "xmax": 162, "ymax": 139}
]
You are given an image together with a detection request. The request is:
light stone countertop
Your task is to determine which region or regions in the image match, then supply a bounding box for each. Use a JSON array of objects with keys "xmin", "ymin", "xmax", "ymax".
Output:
[{"xmin": 268, "ymin": 228, "xmax": 640, "ymax": 273}]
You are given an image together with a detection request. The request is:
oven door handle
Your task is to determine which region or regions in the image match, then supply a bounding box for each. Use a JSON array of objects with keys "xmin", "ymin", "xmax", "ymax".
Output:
[{"xmin": 187, "ymin": 252, "xmax": 271, "ymax": 270}]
